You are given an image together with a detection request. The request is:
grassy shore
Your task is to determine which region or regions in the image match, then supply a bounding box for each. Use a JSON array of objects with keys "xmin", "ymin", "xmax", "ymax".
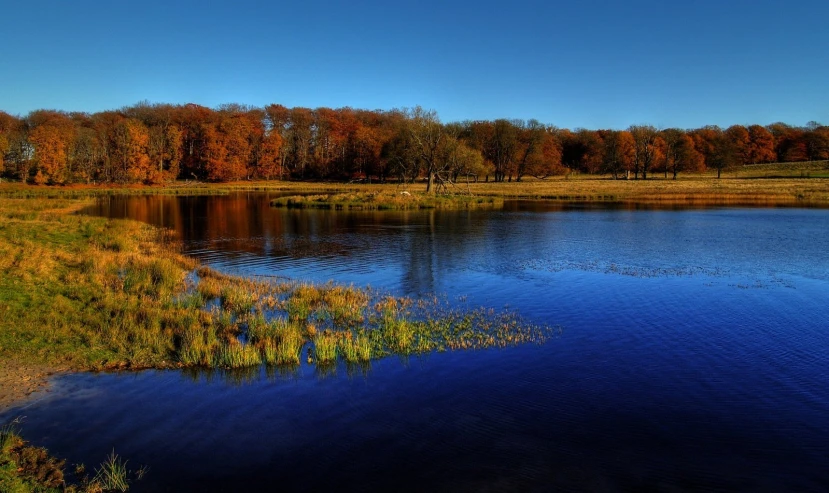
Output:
[{"xmin": 0, "ymin": 197, "xmax": 547, "ymax": 374}]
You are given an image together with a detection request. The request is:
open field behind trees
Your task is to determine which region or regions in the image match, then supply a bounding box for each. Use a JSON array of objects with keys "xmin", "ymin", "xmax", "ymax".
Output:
[{"xmin": 1, "ymin": 102, "xmax": 828, "ymax": 188}]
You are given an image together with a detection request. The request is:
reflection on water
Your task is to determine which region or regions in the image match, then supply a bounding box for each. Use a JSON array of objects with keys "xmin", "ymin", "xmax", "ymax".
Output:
[
  {"xmin": 81, "ymin": 193, "xmax": 829, "ymax": 297},
  {"xmin": 7, "ymin": 193, "xmax": 827, "ymax": 491}
]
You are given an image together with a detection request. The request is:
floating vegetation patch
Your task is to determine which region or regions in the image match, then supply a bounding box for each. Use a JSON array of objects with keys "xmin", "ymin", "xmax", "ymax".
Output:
[
  {"xmin": 270, "ymin": 191, "xmax": 504, "ymax": 210},
  {"xmin": 176, "ymin": 270, "xmax": 554, "ymax": 370}
]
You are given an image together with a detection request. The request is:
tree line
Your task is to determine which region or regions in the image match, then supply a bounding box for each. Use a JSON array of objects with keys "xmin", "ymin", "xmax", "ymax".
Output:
[{"xmin": 1, "ymin": 102, "xmax": 827, "ymax": 188}]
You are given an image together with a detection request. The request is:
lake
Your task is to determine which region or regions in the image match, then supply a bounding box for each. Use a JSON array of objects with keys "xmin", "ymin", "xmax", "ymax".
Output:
[{"xmin": 4, "ymin": 193, "xmax": 829, "ymax": 491}]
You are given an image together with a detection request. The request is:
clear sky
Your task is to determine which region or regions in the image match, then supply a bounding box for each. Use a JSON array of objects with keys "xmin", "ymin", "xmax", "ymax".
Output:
[{"xmin": 2, "ymin": 0, "xmax": 827, "ymax": 129}]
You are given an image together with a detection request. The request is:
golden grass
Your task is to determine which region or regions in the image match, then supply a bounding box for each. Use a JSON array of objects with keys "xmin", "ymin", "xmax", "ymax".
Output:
[{"xmin": 1, "ymin": 160, "xmax": 826, "ymax": 207}]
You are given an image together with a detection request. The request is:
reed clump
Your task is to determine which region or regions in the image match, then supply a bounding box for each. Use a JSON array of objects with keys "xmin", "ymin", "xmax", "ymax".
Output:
[
  {"xmin": 313, "ymin": 331, "xmax": 338, "ymax": 365},
  {"xmin": 338, "ymin": 332, "xmax": 372, "ymax": 363}
]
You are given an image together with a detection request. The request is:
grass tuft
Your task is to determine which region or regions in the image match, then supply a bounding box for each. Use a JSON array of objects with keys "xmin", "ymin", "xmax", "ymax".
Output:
[
  {"xmin": 91, "ymin": 450, "xmax": 129, "ymax": 492},
  {"xmin": 313, "ymin": 332, "xmax": 338, "ymax": 365}
]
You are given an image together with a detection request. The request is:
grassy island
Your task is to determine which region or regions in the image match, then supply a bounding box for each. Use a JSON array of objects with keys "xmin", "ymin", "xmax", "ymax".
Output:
[{"xmin": 270, "ymin": 190, "xmax": 504, "ymax": 210}]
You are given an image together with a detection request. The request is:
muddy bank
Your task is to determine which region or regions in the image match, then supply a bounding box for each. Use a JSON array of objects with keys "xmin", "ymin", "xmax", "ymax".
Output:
[{"xmin": 0, "ymin": 360, "xmax": 65, "ymax": 413}]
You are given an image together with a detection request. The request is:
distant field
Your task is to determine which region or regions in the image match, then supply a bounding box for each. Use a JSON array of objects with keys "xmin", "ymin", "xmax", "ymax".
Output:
[{"xmin": 1, "ymin": 161, "xmax": 827, "ymax": 205}]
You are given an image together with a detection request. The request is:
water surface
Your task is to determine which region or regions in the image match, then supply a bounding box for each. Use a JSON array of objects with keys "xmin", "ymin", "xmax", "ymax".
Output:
[{"xmin": 4, "ymin": 193, "xmax": 828, "ymax": 491}]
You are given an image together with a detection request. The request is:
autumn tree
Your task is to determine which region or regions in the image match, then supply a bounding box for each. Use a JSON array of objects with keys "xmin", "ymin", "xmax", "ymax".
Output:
[
  {"xmin": 661, "ymin": 129, "xmax": 702, "ymax": 179},
  {"xmin": 0, "ymin": 111, "xmax": 22, "ymax": 179},
  {"xmin": 746, "ymin": 125, "xmax": 776, "ymax": 164},
  {"xmin": 253, "ymin": 131, "xmax": 283, "ymax": 179},
  {"xmin": 767, "ymin": 123, "xmax": 807, "ymax": 162},
  {"xmin": 599, "ymin": 130, "xmax": 635, "ymax": 179},
  {"xmin": 201, "ymin": 106, "xmax": 262, "ymax": 182},
  {"xmin": 725, "ymin": 125, "xmax": 751, "ymax": 165},
  {"xmin": 709, "ymin": 132, "xmax": 737, "ymax": 179},
  {"xmin": 526, "ymin": 130, "xmax": 563, "ymax": 179},
  {"xmin": 512, "ymin": 120, "xmax": 544, "ymax": 181},
  {"xmin": 27, "ymin": 110, "xmax": 76, "ymax": 184},
  {"xmin": 804, "ymin": 124, "xmax": 829, "ymax": 161},
  {"xmin": 110, "ymin": 118, "xmax": 151, "ymax": 183},
  {"xmin": 629, "ymin": 125, "xmax": 659, "ymax": 179},
  {"xmin": 490, "ymin": 120, "xmax": 518, "ymax": 182}
]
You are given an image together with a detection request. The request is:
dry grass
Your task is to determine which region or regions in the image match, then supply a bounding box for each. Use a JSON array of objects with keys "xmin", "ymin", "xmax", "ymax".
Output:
[{"xmin": 1, "ymin": 161, "xmax": 826, "ymax": 207}]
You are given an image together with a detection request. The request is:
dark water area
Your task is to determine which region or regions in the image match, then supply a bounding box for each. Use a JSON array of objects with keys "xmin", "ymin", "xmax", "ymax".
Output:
[{"xmin": 4, "ymin": 193, "xmax": 829, "ymax": 491}]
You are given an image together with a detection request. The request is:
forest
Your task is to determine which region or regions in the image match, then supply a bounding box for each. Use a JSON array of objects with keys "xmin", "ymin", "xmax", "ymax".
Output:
[{"xmin": 1, "ymin": 102, "xmax": 827, "ymax": 189}]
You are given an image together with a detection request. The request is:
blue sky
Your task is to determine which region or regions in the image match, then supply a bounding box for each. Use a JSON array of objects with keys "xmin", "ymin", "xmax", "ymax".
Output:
[{"xmin": 2, "ymin": 0, "xmax": 827, "ymax": 129}]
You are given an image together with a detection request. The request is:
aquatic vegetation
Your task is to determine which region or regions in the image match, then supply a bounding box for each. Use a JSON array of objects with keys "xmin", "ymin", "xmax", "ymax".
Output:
[
  {"xmin": 220, "ymin": 284, "xmax": 256, "ymax": 314},
  {"xmin": 92, "ymin": 450, "xmax": 130, "ymax": 492},
  {"xmin": 270, "ymin": 191, "xmax": 505, "ymax": 210},
  {"xmin": 272, "ymin": 327, "xmax": 304, "ymax": 366},
  {"xmin": 0, "ymin": 196, "xmax": 552, "ymax": 376},
  {"xmin": 339, "ymin": 332, "xmax": 372, "ymax": 363},
  {"xmin": 213, "ymin": 340, "xmax": 262, "ymax": 368},
  {"xmin": 313, "ymin": 331, "xmax": 338, "ymax": 365}
]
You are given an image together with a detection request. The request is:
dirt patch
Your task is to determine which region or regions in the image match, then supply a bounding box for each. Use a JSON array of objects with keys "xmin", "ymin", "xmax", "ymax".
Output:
[{"xmin": 0, "ymin": 359, "xmax": 66, "ymax": 412}]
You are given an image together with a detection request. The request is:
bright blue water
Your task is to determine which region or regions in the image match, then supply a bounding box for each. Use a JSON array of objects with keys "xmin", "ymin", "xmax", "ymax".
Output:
[{"xmin": 4, "ymin": 194, "xmax": 828, "ymax": 491}]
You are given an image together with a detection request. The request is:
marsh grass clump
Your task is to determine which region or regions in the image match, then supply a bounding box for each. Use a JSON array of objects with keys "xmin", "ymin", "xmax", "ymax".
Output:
[
  {"xmin": 313, "ymin": 331, "xmax": 338, "ymax": 365},
  {"xmin": 263, "ymin": 323, "xmax": 304, "ymax": 366},
  {"xmin": 220, "ymin": 284, "xmax": 255, "ymax": 314},
  {"xmin": 321, "ymin": 285, "xmax": 368, "ymax": 328},
  {"xmin": 338, "ymin": 332, "xmax": 372, "ymax": 363},
  {"xmin": 213, "ymin": 340, "xmax": 261, "ymax": 368},
  {"xmin": 177, "ymin": 324, "xmax": 218, "ymax": 366},
  {"xmin": 175, "ymin": 291, "xmax": 205, "ymax": 310},
  {"xmin": 196, "ymin": 275, "xmax": 223, "ymax": 300},
  {"xmin": 382, "ymin": 317, "xmax": 416, "ymax": 355}
]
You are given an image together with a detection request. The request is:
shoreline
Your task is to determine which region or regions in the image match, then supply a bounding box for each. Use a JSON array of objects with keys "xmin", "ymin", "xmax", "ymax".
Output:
[{"xmin": 0, "ymin": 360, "xmax": 66, "ymax": 414}]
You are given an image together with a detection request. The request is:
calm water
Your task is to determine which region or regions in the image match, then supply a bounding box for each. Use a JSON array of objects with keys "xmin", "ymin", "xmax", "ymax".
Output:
[{"xmin": 4, "ymin": 193, "xmax": 829, "ymax": 491}]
